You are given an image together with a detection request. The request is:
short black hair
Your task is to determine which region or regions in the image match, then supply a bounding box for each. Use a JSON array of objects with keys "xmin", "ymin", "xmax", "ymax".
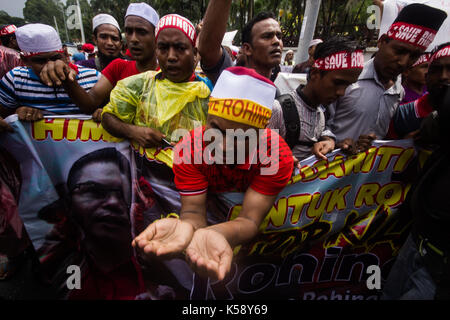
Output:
[
  {"xmin": 67, "ymin": 148, "xmax": 131, "ymax": 193},
  {"xmin": 93, "ymin": 25, "xmax": 122, "ymax": 41},
  {"xmin": 314, "ymin": 35, "xmax": 361, "ymax": 60},
  {"xmin": 241, "ymin": 11, "xmax": 277, "ymax": 45}
]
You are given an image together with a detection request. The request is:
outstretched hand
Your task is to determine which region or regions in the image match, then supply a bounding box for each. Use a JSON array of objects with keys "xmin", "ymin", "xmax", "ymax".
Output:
[
  {"xmin": 185, "ymin": 228, "xmax": 233, "ymax": 281},
  {"xmin": 132, "ymin": 218, "xmax": 195, "ymax": 259}
]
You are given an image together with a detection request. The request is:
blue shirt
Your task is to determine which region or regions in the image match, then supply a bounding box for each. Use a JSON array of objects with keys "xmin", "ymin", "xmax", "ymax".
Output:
[{"xmin": 0, "ymin": 66, "xmax": 100, "ymax": 114}]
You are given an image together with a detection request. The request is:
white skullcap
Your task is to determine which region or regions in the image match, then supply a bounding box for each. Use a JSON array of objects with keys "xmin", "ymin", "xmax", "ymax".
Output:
[
  {"xmin": 93, "ymin": 14, "xmax": 120, "ymax": 32},
  {"xmin": 16, "ymin": 24, "xmax": 62, "ymax": 55},
  {"xmin": 309, "ymin": 39, "xmax": 323, "ymax": 48},
  {"xmin": 125, "ymin": 2, "xmax": 159, "ymax": 28}
]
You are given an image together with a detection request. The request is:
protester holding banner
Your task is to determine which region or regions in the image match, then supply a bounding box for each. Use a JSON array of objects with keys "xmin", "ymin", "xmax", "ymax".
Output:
[
  {"xmin": 401, "ymin": 52, "xmax": 430, "ymax": 104},
  {"xmin": 77, "ymin": 14, "xmax": 123, "ymax": 72},
  {"xmin": 268, "ymin": 36, "xmax": 364, "ymax": 161},
  {"xmin": 388, "ymin": 42, "xmax": 450, "ymax": 139},
  {"xmin": 0, "ymin": 24, "xmax": 101, "ymax": 121},
  {"xmin": 198, "ymin": 0, "xmax": 282, "ymax": 86},
  {"xmin": 38, "ymin": 3, "xmax": 160, "ymax": 122},
  {"xmin": 326, "ymin": 3, "xmax": 447, "ymax": 145},
  {"xmin": 133, "ymin": 67, "xmax": 293, "ymax": 281}
]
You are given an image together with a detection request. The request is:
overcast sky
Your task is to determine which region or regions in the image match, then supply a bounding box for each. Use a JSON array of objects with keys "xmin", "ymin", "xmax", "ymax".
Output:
[
  {"xmin": 1, "ymin": 0, "xmax": 27, "ymax": 18},
  {"xmin": 1, "ymin": 0, "xmax": 72, "ymax": 18}
]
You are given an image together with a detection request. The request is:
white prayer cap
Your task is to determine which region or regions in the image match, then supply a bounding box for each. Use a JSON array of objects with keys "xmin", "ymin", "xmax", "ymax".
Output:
[
  {"xmin": 125, "ymin": 2, "xmax": 159, "ymax": 28},
  {"xmin": 93, "ymin": 13, "xmax": 120, "ymax": 32},
  {"xmin": 309, "ymin": 39, "xmax": 323, "ymax": 48},
  {"xmin": 16, "ymin": 24, "xmax": 62, "ymax": 56}
]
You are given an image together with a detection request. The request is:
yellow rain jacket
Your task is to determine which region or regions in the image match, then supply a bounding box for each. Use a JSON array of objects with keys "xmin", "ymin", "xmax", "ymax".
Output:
[
  {"xmin": 102, "ymin": 70, "xmax": 211, "ymax": 167},
  {"xmin": 102, "ymin": 70, "xmax": 211, "ymax": 141}
]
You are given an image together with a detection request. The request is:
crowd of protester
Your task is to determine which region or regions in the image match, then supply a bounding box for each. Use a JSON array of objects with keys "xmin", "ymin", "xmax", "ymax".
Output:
[{"xmin": 0, "ymin": 0, "xmax": 450, "ymax": 300}]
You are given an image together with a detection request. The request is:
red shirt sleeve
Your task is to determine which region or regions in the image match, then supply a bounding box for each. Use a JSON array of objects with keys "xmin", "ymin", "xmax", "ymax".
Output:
[
  {"xmin": 250, "ymin": 129, "xmax": 293, "ymax": 196},
  {"xmin": 101, "ymin": 58, "xmax": 122, "ymax": 86},
  {"xmin": 173, "ymin": 129, "xmax": 209, "ymax": 196}
]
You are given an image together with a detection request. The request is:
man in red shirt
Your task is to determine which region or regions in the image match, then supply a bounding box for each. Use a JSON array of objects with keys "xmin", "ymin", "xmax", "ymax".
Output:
[
  {"xmin": 38, "ymin": 3, "xmax": 160, "ymax": 121},
  {"xmin": 133, "ymin": 67, "xmax": 293, "ymax": 280}
]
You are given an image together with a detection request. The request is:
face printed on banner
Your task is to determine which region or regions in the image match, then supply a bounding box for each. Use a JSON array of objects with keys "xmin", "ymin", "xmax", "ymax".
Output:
[
  {"xmin": 375, "ymin": 35, "xmax": 424, "ymax": 82},
  {"xmin": 243, "ymin": 18, "xmax": 283, "ymax": 69},
  {"xmin": 124, "ymin": 15, "xmax": 156, "ymax": 63},
  {"xmin": 156, "ymin": 28, "xmax": 197, "ymax": 83},
  {"xmin": 70, "ymin": 160, "xmax": 131, "ymax": 244}
]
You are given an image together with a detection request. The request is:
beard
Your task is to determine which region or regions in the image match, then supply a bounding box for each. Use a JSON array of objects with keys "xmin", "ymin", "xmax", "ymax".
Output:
[{"xmin": 97, "ymin": 50, "xmax": 121, "ymax": 66}]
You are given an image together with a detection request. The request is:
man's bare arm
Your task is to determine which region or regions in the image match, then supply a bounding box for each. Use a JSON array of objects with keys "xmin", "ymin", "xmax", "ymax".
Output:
[
  {"xmin": 207, "ymin": 187, "xmax": 277, "ymax": 247},
  {"xmin": 198, "ymin": 0, "xmax": 232, "ymax": 69},
  {"xmin": 180, "ymin": 193, "xmax": 208, "ymax": 230},
  {"xmin": 40, "ymin": 60, "xmax": 113, "ymax": 114}
]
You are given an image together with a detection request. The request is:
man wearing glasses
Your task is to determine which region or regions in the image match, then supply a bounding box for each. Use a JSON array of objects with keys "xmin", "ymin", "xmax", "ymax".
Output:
[
  {"xmin": 0, "ymin": 23, "xmax": 100, "ymax": 128},
  {"xmin": 61, "ymin": 147, "xmax": 146, "ymax": 299}
]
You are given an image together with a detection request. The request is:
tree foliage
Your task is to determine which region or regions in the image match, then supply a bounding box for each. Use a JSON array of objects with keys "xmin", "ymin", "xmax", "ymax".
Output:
[
  {"xmin": 0, "ymin": 10, "xmax": 26, "ymax": 27},
  {"xmin": 20, "ymin": 0, "xmax": 377, "ymax": 46}
]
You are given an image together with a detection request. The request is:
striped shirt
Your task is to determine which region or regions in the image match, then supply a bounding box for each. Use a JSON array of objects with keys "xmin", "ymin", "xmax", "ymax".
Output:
[
  {"xmin": 0, "ymin": 66, "xmax": 100, "ymax": 114},
  {"xmin": 268, "ymin": 90, "xmax": 336, "ymax": 160}
]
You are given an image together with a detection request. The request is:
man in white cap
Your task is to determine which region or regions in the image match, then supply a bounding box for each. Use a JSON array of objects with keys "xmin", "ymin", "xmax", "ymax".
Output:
[
  {"xmin": 78, "ymin": 14, "xmax": 123, "ymax": 72},
  {"xmin": 0, "ymin": 24, "xmax": 100, "ymax": 124},
  {"xmin": 39, "ymin": 2, "xmax": 160, "ymax": 121},
  {"xmin": 133, "ymin": 66, "xmax": 294, "ymax": 281},
  {"xmin": 292, "ymin": 38, "xmax": 323, "ymax": 74}
]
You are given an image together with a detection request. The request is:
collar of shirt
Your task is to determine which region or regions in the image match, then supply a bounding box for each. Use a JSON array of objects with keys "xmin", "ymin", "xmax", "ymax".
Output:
[
  {"xmin": 203, "ymin": 127, "xmax": 258, "ymax": 171},
  {"xmin": 358, "ymin": 58, "xmax": 403, "ymax": 96}
]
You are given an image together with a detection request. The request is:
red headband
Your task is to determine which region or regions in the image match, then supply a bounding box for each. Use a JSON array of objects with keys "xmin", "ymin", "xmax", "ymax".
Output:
[
  {"xmin": 430, "ymin": 45, "xmax": 450, "ymax": 65},
  {"xmin": 386, "ymin": 22, "xmax": 437, "ymax": 50},
  {"xmin": 155, "ymin": 14, "xmax": 197, "ymax": 46},
  {"xmin": 313, "ymin": 50, "xmax": 364, "ymax": 71},
  {"xmin": 0, "ymin": 25, "xmax": 17, "ymax": 36},
  {"xmin": 412, "ymin": 53, "xmax": 431, "ymax": 67}
]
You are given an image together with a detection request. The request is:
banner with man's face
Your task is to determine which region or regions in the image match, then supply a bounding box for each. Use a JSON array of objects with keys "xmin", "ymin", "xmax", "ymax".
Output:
[{"xmin": 0, "ymin": 115, "xmax": 422, "ymax": 300}]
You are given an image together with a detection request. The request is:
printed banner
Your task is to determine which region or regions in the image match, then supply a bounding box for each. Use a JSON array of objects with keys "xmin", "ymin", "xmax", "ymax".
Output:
[{"xmin": 0, "ymin": 116, "xmax": 422, "ymax": 300}]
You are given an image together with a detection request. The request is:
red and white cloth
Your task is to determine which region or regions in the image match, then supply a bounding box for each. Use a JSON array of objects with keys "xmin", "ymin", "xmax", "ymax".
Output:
[
  {"xmin": 155, "ymin": 14, "xmax": 197, "ymax": 47},
  {"xmin": 430, "ymin": 44, "xmax": 450, "ymax": 64},
  {"xmin": 208, "ymin": 67, "xmax": 277, "ymax": 129},
  {"xmin": 313, "ymin": 50, "xmax": 365, "ymax": 71},
  {"xmin": 0, "ymin": 25, "xmax": 17, "ymax": 36}
]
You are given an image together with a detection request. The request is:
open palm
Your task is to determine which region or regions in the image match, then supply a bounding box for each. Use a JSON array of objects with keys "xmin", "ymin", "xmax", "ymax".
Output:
[
  {"xmin": 185, "ymin": 228, "xmax": 233, "ymax": 281},
  {"xmin": 133, "ymin": 218, "xmax": 194, "ymax": 257}
]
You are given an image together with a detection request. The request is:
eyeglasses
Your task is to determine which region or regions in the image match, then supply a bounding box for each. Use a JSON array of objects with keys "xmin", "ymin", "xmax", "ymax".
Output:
[{"xmin": 70, "ymin": 181, "xmax": 126, "ymax": 202}]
